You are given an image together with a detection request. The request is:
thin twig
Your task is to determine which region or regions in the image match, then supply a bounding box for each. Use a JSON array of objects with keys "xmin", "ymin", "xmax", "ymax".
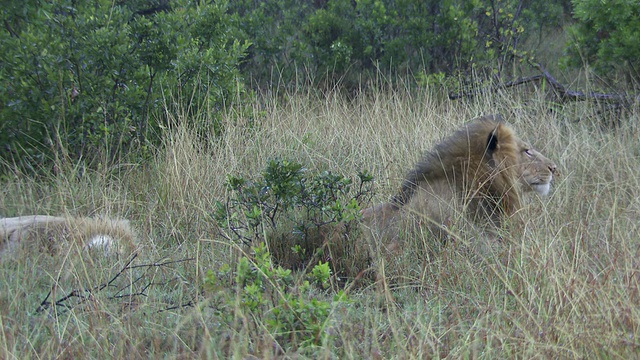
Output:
[
  {"xmin": 126, "ymin": 257, "xmax": 195, "ymax": 270},
  {"xmin": 156, "ymin": 301, "xmax": 195, "ymax": 313},
  {"xmin": 36, "ymin": 255, "xmax": 196, "ymax": 314}
]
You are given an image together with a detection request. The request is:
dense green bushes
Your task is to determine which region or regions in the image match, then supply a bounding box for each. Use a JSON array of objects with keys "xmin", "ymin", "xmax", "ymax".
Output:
[
  {"xmin": 230, "ymin": 0, "xmax": 570, "ymax": 86},
  {"xmin": 563, "ymin": 0, "xmax": 640, "ymax": 83},
  {"xmin": 2, "ymin": 0, "xmax": 639, "ymax": 171},
  {"xmin": 0, "ymin": 0, "xmax": 247, "ymax": 171}
]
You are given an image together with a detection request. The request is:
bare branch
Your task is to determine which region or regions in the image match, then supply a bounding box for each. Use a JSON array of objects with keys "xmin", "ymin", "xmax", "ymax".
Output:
[
  {"xmin": 157, "ymin": 301, "xmax": 195, "ymax": 313},
  {"xmin": 36, "ymin": 255, "xmax": 196, "ymax": 314},
  {"xmin": 449, "ymin": 62, "xmax": 640, "ymax": 104},
  {"xmin": 126, "ymin": 257, "xmax": 195, "ymax": 270}
]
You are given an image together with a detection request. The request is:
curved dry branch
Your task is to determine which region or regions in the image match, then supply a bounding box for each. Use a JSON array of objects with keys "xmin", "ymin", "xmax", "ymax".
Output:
[{"xmin": 449, "ymin": 62, "xmax": 640, "ymax": 104}]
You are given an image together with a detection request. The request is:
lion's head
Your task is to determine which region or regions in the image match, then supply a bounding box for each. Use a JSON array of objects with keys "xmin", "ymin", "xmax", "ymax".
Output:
[{"xmin": 517, "ymin": 144, "xmax": 556, "ymax": 196}]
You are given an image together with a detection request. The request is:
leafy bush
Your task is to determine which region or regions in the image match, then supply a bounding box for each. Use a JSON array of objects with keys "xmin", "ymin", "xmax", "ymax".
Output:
[
  {"xmin": 0, "ymin": 0, "xmax": 248, "ymax": 172},
  {"xmin": 563, "ymin": 0, "xmax": 640, "ymax": 83},
  {"xmin": 214, "ymin": 158, "xmax": 374, "ymax": 282},
  {"xmin": 230, "ymin": 0, "xmax": 571, "ymax": 88},
  {"xmin": 204, "ymin": 242, "xmax": 349, "ymax": 351},
  {"xmin": 227, "ymin": 0, "xmax": 315, "ymax": 85}
]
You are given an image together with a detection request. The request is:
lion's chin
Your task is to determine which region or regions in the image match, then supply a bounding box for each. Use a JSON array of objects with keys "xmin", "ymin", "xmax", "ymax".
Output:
[{"xmin": 530, "ymin": 182, "xmax": 551, "ymax": 196}]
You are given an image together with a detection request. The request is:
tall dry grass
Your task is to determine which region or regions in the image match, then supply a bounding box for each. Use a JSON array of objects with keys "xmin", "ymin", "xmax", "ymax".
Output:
[{"xmin": 1, "ymin": 82, "xmax": 640, "ymax": 358}]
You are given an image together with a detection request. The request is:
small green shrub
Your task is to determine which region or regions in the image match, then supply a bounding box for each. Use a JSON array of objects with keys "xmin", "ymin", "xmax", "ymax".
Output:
[
  {"xmin": 204, "ymin": 242, "xmax": 350, "ymax": 351},
  {"xmin": 214, "ymin": 158, "xmax": 374, "ymax": 282}
]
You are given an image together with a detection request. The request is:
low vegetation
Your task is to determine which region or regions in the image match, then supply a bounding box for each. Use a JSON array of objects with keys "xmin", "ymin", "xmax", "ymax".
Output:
[{"xmin": 2, "ymin": 83, "xmax": 640, "ymax": 358}]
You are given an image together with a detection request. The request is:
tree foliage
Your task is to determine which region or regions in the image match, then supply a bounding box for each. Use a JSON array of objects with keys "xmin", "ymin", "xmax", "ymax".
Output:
[
  {"xmin": 229, "ymin": 0, "xmax": 570, "ymax": 87},
  {"xmin": 8, "ymin": 0, "xmax": 639, "ymax": 170},
  {"xmin": 563, "ymin": 0, "xmax": 640, "ymax": 82},
  {"xmin": 0, "ymin": 0, "xmax": 247, "ymax": 171}
]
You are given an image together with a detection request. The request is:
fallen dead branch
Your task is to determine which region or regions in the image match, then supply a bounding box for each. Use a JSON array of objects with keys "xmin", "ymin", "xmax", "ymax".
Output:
[{"xmin": 449, "ymin": 62, "xmax": 640, "ymax": 104}]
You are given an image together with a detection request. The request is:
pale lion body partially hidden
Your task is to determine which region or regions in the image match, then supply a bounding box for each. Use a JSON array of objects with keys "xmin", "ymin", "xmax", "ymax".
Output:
[
  {"xmin": 0, "ymin": 215, "xmax": 137, "ymax": 259},
  {"xmin": 363, "ymin": 114, "xmax": 557, "ymax": 247}
]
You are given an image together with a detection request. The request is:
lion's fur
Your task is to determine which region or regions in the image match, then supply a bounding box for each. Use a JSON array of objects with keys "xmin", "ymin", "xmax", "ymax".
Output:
[
  {"xmin": 362, "ymin": 114, "xmax": 557, "ymax": 246},
  {"xmin": 0, "ymin": 215, "xmax": 138, "ymax": 259}
]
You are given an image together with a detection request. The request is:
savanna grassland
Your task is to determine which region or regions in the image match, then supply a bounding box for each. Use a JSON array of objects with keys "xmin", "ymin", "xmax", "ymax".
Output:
[{"xmin": 2, "ymin": 83, "xmax": 640, "ymax": 359}]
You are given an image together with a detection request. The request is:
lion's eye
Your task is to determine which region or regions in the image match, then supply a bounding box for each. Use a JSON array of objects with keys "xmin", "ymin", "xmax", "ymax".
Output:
[{"xmin": 524, "ymin": 149, "xmax": 534, "ymax": 157}]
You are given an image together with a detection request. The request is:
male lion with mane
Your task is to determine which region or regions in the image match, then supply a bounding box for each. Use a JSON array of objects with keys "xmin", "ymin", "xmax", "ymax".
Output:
[{"xmin": 362, "ymin": 114, "xmax": 557, "ymax": 252}]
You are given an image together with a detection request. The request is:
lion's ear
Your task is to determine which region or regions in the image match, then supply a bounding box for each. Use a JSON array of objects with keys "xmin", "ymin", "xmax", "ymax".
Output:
[{"xmin": 486, "ymin": 126, "xmax": 500, "ymax": 153}]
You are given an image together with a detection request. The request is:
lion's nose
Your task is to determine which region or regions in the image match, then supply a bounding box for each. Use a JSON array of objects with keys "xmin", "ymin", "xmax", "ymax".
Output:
[{"xmin": 549, "ymin": 163, "xmax": 558, "ymax": 175}]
